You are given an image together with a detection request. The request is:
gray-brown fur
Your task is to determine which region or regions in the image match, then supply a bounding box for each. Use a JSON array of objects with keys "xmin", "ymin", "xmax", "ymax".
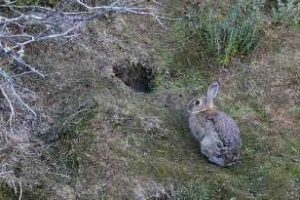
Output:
[{"xmin": 187, "ymin": 82, "xmax": 242, "ymax": 166}]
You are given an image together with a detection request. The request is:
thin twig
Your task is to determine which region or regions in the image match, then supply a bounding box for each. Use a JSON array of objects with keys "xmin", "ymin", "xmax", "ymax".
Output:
[
  {"xmin": 18, "ymin": 181, "xmax": 22, "ymax": 200},
  {"xmin": 0, "ymin": 84, "xmax": 15, "ymax": 128}
]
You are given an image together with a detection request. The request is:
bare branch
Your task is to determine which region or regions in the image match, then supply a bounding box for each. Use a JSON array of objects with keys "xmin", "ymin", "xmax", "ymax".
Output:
[
  {"xmin": 10, "ymin": 83, "xmax": 37, "ymax": 117},
  {"xmin": 18, "ymin": 180, "xmax": 22, "ymax": 200},
  {"xmin": 0, "ymin": 84, "xmax": 15, "ymax": 128},
  {"xmin": 0, "ymin": 68, "xmax": 37, "ymax": 126}
]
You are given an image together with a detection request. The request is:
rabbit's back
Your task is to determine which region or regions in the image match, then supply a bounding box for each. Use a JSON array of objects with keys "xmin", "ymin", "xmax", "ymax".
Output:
[
  {"xmin": 202, "ymin": 111, "xmax": 242, "ymax": 166},
  {"xmin": 212, "ymin": 112, "xmax": 242, "ymax": 149}
]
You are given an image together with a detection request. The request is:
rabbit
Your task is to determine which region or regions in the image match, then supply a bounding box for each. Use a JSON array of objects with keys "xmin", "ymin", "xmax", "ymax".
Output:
[{"xmin": 187, "ymin": 81, "xmax": 242, "ymax": 166}]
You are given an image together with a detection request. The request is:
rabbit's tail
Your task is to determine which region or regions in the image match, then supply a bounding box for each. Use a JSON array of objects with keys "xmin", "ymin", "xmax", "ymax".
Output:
[
  {"xmin": 207, "ymin": 147, "xmax": 240, "ymax": 166},
  {"xmin": 221, "ymin": 147, "xmax": 240, "ymax": 166}
]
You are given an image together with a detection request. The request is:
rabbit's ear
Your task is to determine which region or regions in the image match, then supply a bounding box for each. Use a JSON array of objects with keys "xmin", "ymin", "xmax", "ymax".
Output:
[{"xmin": 207, "ymin": 81, "xmax": 220, "ymax": 108}]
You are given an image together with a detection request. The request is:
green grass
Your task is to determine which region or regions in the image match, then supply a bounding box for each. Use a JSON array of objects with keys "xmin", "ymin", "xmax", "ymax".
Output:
[{"xmin": 110, "ymin": 93, "xmax": 298, "ymax": 199}]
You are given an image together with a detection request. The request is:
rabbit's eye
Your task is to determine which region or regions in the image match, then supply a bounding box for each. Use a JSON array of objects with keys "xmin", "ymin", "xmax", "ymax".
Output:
[{"xmin": 195, "ymin": 100, "xmax": 200, "ymax": 105}]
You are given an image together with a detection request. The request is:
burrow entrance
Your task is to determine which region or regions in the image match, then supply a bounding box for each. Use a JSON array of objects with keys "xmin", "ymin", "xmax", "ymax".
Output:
[{"xmin": 113, "ymin": 61, "xmax": 155, "ymax": 93}]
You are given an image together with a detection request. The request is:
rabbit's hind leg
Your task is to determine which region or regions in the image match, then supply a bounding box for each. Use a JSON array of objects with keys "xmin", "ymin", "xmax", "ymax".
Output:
[
  {"xmin": 208, "ymin": 156, "xmax": 225, "ymax": 166},
  {"xmin": 201, "ymin": 134, "xmax": 225, "ymax": 166}
]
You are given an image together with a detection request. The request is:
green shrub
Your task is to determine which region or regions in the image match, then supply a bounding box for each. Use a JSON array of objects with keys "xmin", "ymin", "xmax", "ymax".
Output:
[
  {"xmin": 272, "ymin": 0, "xmax": 300, "ymax": 24},
  {"xmin": 171, "ymin": 0, "xmax": 264, "ymax": 66}
]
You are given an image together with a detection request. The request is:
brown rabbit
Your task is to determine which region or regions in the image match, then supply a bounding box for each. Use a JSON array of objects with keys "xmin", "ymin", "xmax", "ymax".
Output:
[{"xmin": 187, "ymin": 81, "xmax": 242, "ymax": 166}]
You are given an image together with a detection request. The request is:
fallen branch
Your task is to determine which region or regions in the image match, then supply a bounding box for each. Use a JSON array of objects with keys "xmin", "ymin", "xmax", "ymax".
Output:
[{"xmin": 0, "ymin": 84, "xmax": 15, "ymax": 128}]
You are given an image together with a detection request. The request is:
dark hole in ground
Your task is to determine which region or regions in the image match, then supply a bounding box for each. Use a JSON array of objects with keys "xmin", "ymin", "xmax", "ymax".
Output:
[{"xmin": 113, "ymin": 62, "xmax": 155, "ymax": 93}]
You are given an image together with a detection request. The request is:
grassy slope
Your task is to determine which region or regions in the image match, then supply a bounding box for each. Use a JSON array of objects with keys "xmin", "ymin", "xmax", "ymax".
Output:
[{"xmin": 1, "ymin": 1, "xmax": 300, "ymax": 199}]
